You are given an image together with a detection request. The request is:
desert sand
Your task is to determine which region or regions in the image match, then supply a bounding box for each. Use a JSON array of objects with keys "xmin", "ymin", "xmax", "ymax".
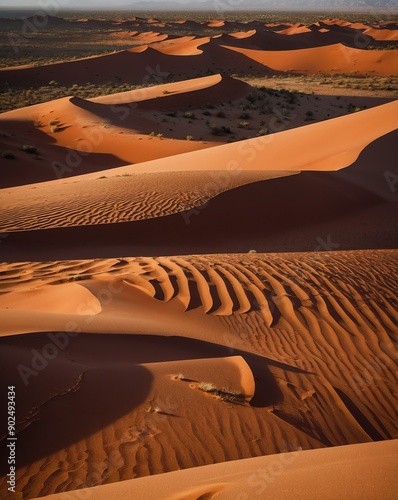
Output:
[{"xmin": 0, "ymin": 13, "xmax": 397, "ymax": 500}]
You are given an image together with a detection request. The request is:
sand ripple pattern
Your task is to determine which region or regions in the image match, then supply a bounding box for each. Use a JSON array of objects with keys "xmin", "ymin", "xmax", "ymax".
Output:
[
  {"xmin": 0, "ymin": 171, "xmax": 283, "ymax": 233},
  {"xmin": 111, "ymin": 250, "xmax": 398, "ymax": 442},
  {"xmin": 1, "ymin": 250, "xmax": 397, "ymax": 498}
]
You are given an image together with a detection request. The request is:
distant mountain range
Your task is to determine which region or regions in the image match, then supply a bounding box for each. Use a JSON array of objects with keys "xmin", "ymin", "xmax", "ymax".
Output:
[
  {"xmin": 1, "ymin": 0, "xmax": 397, "ymax": 11},
  {"xmin": 125, "ymin": 0, "xmax": 398, "ymax": 10}
]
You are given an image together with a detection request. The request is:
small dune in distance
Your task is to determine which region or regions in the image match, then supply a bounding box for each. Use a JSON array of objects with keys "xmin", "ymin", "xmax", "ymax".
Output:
[{"xmin": 0, "ymin": 10, "xmax": 397, "ymax": 500}]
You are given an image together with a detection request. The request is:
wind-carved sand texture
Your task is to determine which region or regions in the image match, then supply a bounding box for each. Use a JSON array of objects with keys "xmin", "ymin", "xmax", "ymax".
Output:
[
  {"xmin": 0, "ymin": 252, "xmax": 397, "ymax": 498},
  {"xmin": 0, "ymin": 14, "xmax": 397, "ymax": 500}
]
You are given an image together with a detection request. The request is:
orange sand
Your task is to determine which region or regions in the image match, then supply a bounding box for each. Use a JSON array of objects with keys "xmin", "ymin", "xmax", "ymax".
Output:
[{"xmin": 0, "ymin": 15, "xmax": 397, "ymax": 500}]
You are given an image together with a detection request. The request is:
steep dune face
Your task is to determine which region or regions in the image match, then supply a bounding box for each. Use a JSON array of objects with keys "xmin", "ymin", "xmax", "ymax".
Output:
[
  {"xmin": 0, "ymin": 251, "xmax": 396, "ymax": 498},
  {"xmin": 0, "ymin": 74, "xmax": 255, "ymax": 188}
]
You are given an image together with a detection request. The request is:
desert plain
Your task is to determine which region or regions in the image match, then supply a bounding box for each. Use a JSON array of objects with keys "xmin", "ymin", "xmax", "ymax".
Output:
[{"xmin": 0, "ymin": 9, "xmax": 397, "ymax": 500}]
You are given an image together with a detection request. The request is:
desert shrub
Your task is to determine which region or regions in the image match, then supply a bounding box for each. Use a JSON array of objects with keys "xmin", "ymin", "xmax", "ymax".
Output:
[
  {"xmin": 183, "ymin": 111, "xmax": 196, "ymax": 119},
  {"xmin": 210, "ymin": 125, "xmax": 223, "ymax": 136},
  {"xmin": 1, "ymin": 152, "xmax": 16, "ymax": 159},
  {"xmin": 20, "ymin": 145, "xmax": 37, "ymax": 154},
  {"xmin": 150, "ymin": 131, "xmax": 156, "ymax": 136},
  {"xmin": 257, "ymin": 129, "xmax": 268, "ymax": 136},
  {"xmin": 239, "ymin": 112, "xmax": 251, "ymax": 120},
  {"xmin": 146, "ymin": 406, "xmax": 162, "ymax": 413},
  {"xmin": 198, "ymin": 381, "xmax": 245, "ymax": 403},
  {"xmin": 238, "ymin": 121, "xmax": 249, "ymax": 129},
  {"xmin": 210, "ymin": 124, "xmax": 233, "ymax": 135},
  {"xmin": 186, "ymin": 135, "xmax": 194, "ymax": 141},
  {"xmin": 199, "ymin": 382, "xmax": 217, "ymax": 393},
  {"xmin": 49, "ymin": 119, "xmax": 58, "ymax": 126},
  {"xmin": 50, "ymin": 125, "xmax": 60, "ymax": 133},
  {"xmin": 156, "ymin": 133, "xmax": 163, "ymax": 138}
]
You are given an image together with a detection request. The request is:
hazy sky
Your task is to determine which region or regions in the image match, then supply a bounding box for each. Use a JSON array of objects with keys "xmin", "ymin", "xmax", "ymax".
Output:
[{"xmin": 1, "ymin": 0, "xmax": 397, "ymax": 9}]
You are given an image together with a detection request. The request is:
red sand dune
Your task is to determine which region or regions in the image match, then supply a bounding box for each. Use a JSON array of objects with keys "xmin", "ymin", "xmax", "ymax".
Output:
[
  {"xmin": 276, "ymin": 25, "xmax": 312, "ymax": 35},
  {"xmin": 223, "ymin": 42, "xmax": 398, "ymax": 75},
  {"xmin": 0, "ymin": 96, "xmax": 215, "ymax": 188},
  {"xmin": 208, "ymin": 20, "xmax": 225, "ymax": 28},
  {"xmin": 38, "ymin": 440, "xmax": 398, "ymax": 500},
  {"xmin": 92, "ymin": 73, "xmax": 251, "ymax": 108},
  {"xmin": 229, "ymin": 29, "xmax": 257, "ymax": 39},
  {"xmin": 0, "ymin": 15, "xmax": 397, "ymax": 500},
  {"xmin": 0, "ymin": 74, "xmax": 254, "ymax": 187},
  {"xmin": 1, "ymin": 100, "xmax": 396, "ymax": 233},
  {"xmin": 349, "ymin": 22, "xmax": 370, "ymax": 30},
  {"xmin": 2, "ymin": 25, "xmax": 397, "ymax": 88},
  {"xmin": 151, "ymin": 36, "xmax": 211, "ymax": 55},
  {"xmin": 1, "ymin": 126, "xmax": 397, "ymax": 262},
  {"xmin": 323, "ymin": 19, "xmax": 353, "ymax": 27},
  {"xmin": 131, "ymin": 31, "xmax": 169, "ymax": 43},
  {"xmin": 363, "ymin": 27, "xmax": 398, "ymax": 41},
  {"xmin": 0, "ymin": 251, "xmax": 397, "ymax": 498}
]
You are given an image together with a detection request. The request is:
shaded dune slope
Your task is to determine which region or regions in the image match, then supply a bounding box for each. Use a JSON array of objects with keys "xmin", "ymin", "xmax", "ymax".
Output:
[
  {"xmin": 83, "ymin": 73, "xmax": 252, "ymax": 111},
  {"xmin": 1, "ymin": 35, "xmax": 397, "ymax": 88},
  {"xmin": 223, "ymin": 42, "xmax": 398, "ymax": 76},
  {"xmin": 0, "ymin": 74, "xmax": 251, "ymax": 188},
  {"xmin": 39, "ymin": 441, "xmax": 398, "ymax": 500},
  {"xmin": 1, "ymin": 101, "xmax": 397, "ymax": 234},
  {"xmin": 1, "ymin": 128, "xmax": 397, "ymax": 262}
]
